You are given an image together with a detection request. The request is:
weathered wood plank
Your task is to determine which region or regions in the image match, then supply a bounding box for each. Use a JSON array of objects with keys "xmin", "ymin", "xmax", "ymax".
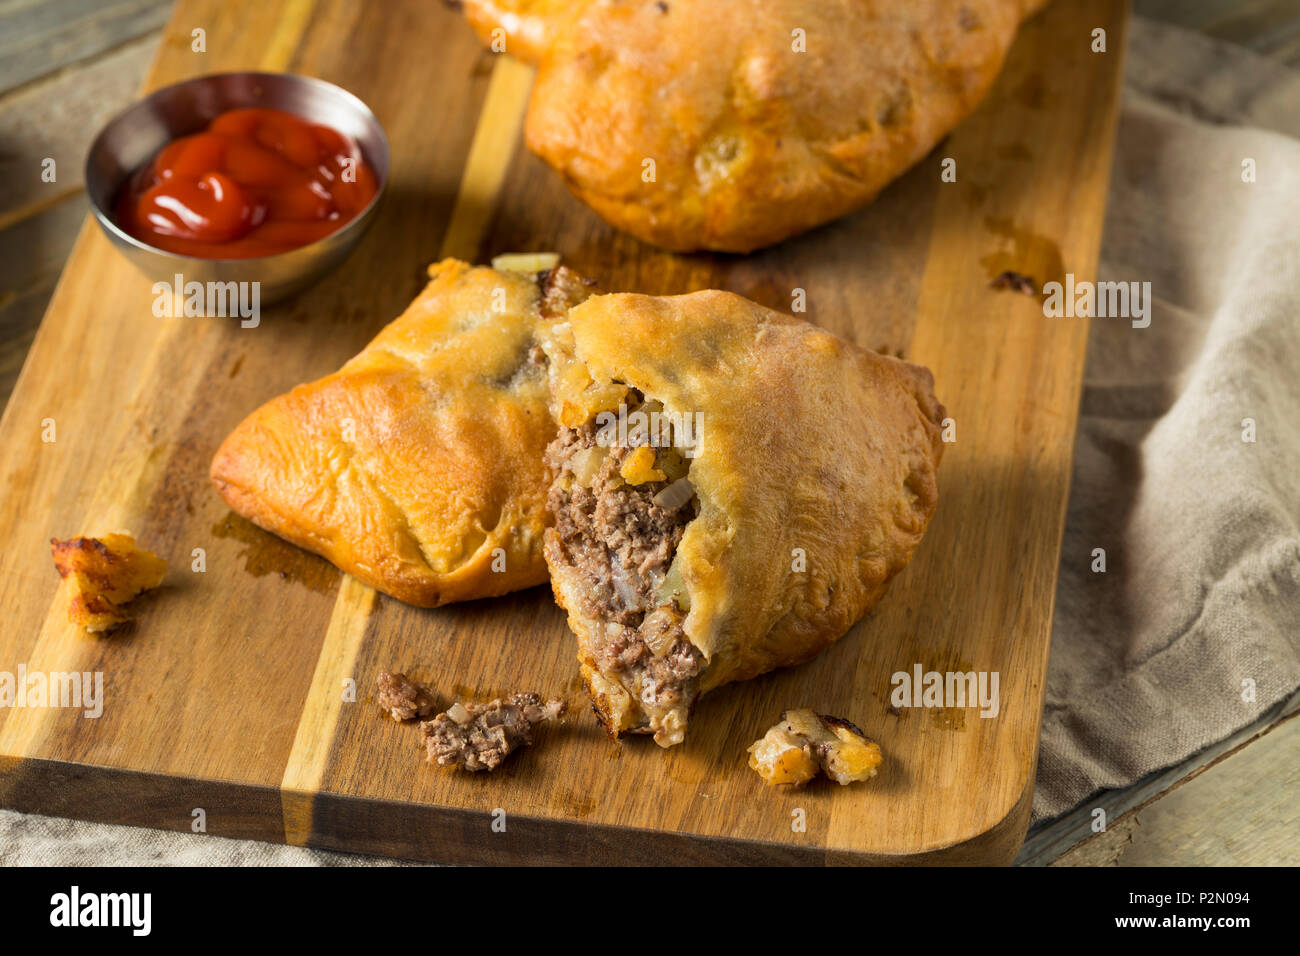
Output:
[
  {"xmin": 0, "ymin": 194, "xmax": 88, "ymax": 409},
  {"xmin": 1050, "ymin": 705, "xmax": 1300, "ymax": 866},
  {"xmin": 0, "ymin": 0, "xmax": 172, "ymax": 93},
  {"xmin": 1017, "ymin": 688, "xmax": 1300, "ymax": 865},
  {"xmin": 0, "ymin": 34, "xmax": 161, "ymax": 224}
]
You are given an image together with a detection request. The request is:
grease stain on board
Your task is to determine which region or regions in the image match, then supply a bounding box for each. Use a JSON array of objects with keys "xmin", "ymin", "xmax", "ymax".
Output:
[
  {"xmin": 979, "ymin": 216, "xmax": 1066, "ymax": 299},
  {"xmin": 210, "ymin": 511, "xmax": 338, "ymax": 593},
  {"xmin": 880, "ymin": 648, "xmax": 980, "ymax": 733}
]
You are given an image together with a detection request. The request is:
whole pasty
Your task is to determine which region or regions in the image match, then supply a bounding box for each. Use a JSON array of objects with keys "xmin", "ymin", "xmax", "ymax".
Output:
[
  {"xmin": 459, "ymin": 0, "xmax": 1048, "ymax": 252},
  {"xmin": 210, "ymin": 258, "xmax": 591, "ymax": 607},
  {"xmin": 541, "ymin": 291, "xmax": 945, "ymax": 746}
]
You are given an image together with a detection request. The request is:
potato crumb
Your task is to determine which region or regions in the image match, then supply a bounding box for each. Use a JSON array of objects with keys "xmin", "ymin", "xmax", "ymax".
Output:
[
  {"xmin": 747, "ymin": 708, "xmax": 882, "ymax": 787},
  {"xmin": 50, "ymin": 533, "xmax": 167, "ymax": 633}
]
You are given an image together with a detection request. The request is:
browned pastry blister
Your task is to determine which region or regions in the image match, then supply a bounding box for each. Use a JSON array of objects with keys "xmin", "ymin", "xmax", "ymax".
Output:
[
  {"xmin": 460, "ymin": 0, "xmax": 1050, "ymax": 252},
  {"xmin": 541, "ymin": 291, "xmax": 945, "ymax": 746},
  {"xmin": 210, "ymin": 258, "xmax": 591, "ymax": 607}
]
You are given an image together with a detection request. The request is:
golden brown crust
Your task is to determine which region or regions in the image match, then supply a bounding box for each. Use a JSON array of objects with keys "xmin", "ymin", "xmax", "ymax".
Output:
[
  {"xmin": 210, "ymin": 259, "xmax": 590, "ymax": 607},
  {"xmin": 50, "ymin": 533, "xmax": 168, "ymax": 632},
  {"xmin": 457, "ymin": 0, "xmax": 573, "ymax": 63},
  {"xmin": 543, "ymin": 291, "xmax": 944, "ymax": 742},
  {"xmin": 490, "ymin": 0, "xmax": 1045, "ymax": 251}
]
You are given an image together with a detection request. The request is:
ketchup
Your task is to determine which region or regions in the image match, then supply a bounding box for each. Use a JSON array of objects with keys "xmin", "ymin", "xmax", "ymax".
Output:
[{"xmin": 114, "ymin": 107, "xmax": 379, "ymax": 259}]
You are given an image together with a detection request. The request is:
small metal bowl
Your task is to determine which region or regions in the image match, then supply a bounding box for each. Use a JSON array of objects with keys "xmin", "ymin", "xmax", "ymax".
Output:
[{"xmin": 86, "ymin": 72, "xmax": 389, "ymax": 305}]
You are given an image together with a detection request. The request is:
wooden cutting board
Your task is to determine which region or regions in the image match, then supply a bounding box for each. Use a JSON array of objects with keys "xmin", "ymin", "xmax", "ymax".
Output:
[{"xmin": 0, "ymin": 0, "xmax": 1127, "ymax": 864}]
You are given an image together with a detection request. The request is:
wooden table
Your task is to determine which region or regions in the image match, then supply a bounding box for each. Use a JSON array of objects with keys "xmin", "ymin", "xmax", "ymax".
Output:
[{"xmin": 0, "ymin": 0, "xmax": 1295, "ymax": 866}]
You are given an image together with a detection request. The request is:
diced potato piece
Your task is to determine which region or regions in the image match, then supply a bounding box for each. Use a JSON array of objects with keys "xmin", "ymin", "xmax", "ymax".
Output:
[
  {"xmin": 657, "ymin": 447, "xmax": 689, "ymax": 481},
  {"xmin": 568, "ymin": 445, "xmax": 607, "ymax": 486},
  {"xmin": 620, "ymin": 445, "xmax": 666, "ymax": 485},
  {"xmin": 747, "ymin": 708, "xmax": 882, "ymax": 788},
  {"xmin": 822, "ymin": 719, "xmax": 884, "ymax": 785},
  {"xmin": 748, "ymin": 728, "xmax": 820, "ymax": 787},
  {"xmin": 560, "ymin": 376, "xmax": 629, "ymax": 428}
]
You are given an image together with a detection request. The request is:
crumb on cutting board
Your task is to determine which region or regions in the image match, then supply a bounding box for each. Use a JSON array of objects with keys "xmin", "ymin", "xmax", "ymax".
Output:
[
  {"xmin": 376, "ymin": 671, "xmax": 437, "ymax": 721},
  {"xmin": 50, "ymin": 533, "xmax": 167, "ymax": 633},
  {"xmin": 420, "ymin": 694, "xmax": 566, "ymax": 772},
  {"xmin": 747, "ymin": 708, "xmax": 883, "ymax": 788}
]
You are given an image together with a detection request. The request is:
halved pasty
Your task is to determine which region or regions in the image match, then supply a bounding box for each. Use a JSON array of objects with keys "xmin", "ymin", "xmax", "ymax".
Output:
[
  {"xmin": 210, "ymin": 258, "xmax": 591, "ymax": 607},
  {"xmin": 541, "ymin": 290, "xmax": 945, "ymax": 746},
  {"xmin": 460, "ymin": 0, "xmax": 1048, "ymax": 251}
]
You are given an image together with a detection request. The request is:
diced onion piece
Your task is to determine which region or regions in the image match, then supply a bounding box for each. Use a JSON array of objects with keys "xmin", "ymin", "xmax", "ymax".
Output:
[
  {"xmin": 568, "ymin": 445, "xmax": 606, "ymax": 486},
  {"xmin": 656, "ymin": 559, "xmax": 690, "ymax": 611},
  {"xmin": 491, "ymin": 252, "xmax": 560, "ymax": 273},
  {"xmin": 652, "ymin": 477, "xmax": 695, "ymax": 511},
  {"xmin": 642, "ymin": 605, "xmax": 679, "ymax": 657},
  {"xmin": 446, "ymin": 702, "xmax": 473, "ymax": 725},
  {"xmin": 610, "ymin": 568, "xmax": 642, "ymax": 611}
]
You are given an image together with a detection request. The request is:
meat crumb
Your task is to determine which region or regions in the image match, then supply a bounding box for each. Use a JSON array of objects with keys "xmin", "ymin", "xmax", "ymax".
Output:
[
  {"xmin": 420, "ymin": 693, "xmax": 566, "ymax": 772},
  {"xmin": 376, "ymin": 671, "xmax": 436, "ymax": 721}
]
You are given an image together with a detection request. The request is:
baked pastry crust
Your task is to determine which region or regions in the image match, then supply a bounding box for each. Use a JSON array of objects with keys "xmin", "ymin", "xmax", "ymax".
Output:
[
  {"xmin": 463, "ymin": 0, "xmax": 1045, "ymax": 252},
  {"xmin": 210, "ymin": 259, "xmax": 589, "ymax": 607},
  {"xmin": 457, "ymin": 0, "xmax": 570, "ymax": 63},
  {"xmin": 50, "ymin": 533, "xmax": 168, "ymax": 632},
  {"xmin": 542, "ymin": 291, "xmax": 945, "ymax": 744}
]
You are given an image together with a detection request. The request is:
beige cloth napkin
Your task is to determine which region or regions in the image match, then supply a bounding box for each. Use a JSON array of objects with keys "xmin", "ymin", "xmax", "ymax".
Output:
[
  {"xmin": 2, "ymin": 16, "xmax": 1296, "ymax": 862},
  {"xmin": 1034, "ymin": 16, "xmax": 1300, "ymax": 819}
]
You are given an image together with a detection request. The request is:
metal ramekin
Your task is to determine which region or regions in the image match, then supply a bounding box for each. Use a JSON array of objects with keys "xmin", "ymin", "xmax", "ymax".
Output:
[{"xmin": 85, "ymin": 71, "xmax": 390, "ymax": 305}]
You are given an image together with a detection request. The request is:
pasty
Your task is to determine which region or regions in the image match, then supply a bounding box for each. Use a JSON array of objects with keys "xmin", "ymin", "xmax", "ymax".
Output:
[
  {"xmin": 541, "ymin": 290, "xmax": 945, "ymax": 746},
  {"xmin": 460, "ymin": 0, "xmax": 1048, "ymax": 251},
  {"xmin": 458, "ymin": 0, "xmax": 569, "ymax": 62},
  {"xmin": 210, "ymin": 258, "xmax": 591, "ymax": 607}
]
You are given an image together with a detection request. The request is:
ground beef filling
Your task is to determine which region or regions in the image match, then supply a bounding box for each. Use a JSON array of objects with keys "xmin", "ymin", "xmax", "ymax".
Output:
[
  {"xmin": 545, "ymin": 415, "xmax": 703, "ymax": 727},
  {"xmin": 420, "ymin": 694, "xmax": 566, "ymax": 772},
  {"xmin": 376, "ymin": 671, "xmax": 436, "ymax": 722}
]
